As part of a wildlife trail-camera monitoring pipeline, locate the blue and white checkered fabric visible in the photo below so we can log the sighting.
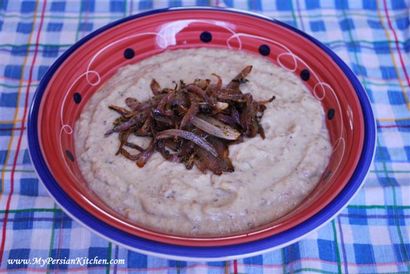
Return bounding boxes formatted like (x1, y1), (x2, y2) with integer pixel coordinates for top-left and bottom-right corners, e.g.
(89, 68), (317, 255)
(1, 0), (409, 273)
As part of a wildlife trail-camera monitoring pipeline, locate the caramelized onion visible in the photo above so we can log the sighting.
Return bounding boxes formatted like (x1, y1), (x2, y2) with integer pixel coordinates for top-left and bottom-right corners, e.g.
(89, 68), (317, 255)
(191, 115), (240, 141)
(105, 66), (274, 174)
(156, 129), (218, 157)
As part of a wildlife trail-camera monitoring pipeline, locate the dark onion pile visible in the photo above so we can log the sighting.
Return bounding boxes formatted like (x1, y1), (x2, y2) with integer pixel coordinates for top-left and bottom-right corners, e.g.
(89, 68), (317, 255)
(105, 66), (275, 175)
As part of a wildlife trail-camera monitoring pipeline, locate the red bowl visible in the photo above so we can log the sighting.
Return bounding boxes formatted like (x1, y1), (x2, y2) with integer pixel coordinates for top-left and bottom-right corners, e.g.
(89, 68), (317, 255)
(33, 8), (364, 247)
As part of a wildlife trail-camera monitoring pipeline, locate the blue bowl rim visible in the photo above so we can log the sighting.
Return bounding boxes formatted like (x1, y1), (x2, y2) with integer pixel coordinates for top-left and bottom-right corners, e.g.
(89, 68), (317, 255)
(27, 7), (376, 260)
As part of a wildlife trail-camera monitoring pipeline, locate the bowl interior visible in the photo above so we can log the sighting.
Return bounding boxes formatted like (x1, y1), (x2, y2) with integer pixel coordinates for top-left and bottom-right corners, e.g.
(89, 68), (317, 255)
(37, 10), (364, 246)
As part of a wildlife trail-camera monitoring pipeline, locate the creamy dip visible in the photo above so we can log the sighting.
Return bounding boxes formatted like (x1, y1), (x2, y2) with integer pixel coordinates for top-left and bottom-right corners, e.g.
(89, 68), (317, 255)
(75, 48), (332, 236)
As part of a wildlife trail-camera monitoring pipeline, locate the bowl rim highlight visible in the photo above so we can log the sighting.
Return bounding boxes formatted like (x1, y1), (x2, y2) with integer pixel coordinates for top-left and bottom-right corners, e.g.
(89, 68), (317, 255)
(27, 7), (376, 261)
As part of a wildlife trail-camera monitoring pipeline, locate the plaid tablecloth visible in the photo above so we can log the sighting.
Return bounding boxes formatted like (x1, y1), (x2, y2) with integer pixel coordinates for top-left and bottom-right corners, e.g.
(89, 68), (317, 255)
(1, 0), (409, 273)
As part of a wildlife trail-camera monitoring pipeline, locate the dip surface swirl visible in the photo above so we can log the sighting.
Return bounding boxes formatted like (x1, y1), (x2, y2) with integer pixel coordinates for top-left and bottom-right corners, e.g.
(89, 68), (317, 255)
(75, 48), (332, 236)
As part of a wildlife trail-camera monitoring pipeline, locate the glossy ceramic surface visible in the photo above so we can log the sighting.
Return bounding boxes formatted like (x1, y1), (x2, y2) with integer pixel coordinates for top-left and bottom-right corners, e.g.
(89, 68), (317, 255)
(28, 8), (375, 259)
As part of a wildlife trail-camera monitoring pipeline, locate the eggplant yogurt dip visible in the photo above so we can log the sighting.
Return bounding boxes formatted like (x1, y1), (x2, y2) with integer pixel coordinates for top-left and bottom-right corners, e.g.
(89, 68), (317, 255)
(75, 48), (332, 236)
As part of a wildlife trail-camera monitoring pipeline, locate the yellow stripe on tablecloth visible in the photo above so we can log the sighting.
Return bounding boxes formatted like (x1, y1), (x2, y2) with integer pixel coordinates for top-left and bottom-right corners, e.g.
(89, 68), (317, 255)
(0, 0), (40, 201)
(375, 0), (410, 110)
